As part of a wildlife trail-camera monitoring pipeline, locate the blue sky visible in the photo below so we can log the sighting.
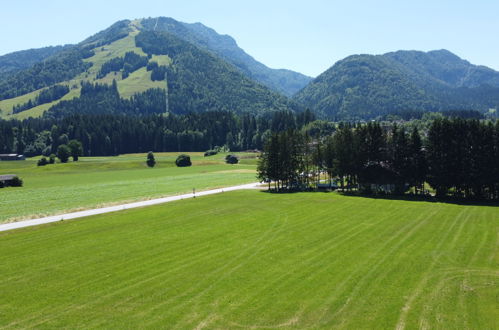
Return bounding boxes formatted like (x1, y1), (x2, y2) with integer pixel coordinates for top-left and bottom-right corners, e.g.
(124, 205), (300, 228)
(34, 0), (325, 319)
(1, 0), (498, 77)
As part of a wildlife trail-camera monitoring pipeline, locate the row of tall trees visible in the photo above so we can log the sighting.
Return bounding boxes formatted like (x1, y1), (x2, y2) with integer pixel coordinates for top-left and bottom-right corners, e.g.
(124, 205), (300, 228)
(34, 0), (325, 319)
(258, 119), (499, 200)
(0, 110), (315, 157)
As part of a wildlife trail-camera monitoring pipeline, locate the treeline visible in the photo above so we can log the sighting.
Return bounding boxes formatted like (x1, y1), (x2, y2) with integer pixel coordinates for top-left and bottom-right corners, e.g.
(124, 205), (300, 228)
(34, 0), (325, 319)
(257, 118), (499, 200)
(385, 109), (485, 121)
(0, 110), (315, 157)
(97, 51), (149, 79)
(12, 85), (70, 114)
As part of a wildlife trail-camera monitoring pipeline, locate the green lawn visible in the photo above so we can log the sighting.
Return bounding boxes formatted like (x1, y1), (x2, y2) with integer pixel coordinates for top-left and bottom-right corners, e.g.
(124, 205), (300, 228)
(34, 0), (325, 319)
(0, 190), (497, 328)
(0, 152), (258, 223)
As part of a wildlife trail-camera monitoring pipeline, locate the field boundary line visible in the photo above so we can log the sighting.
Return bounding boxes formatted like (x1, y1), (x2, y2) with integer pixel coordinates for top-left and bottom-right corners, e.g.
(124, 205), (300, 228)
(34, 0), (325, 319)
(0, 182), (260, 233)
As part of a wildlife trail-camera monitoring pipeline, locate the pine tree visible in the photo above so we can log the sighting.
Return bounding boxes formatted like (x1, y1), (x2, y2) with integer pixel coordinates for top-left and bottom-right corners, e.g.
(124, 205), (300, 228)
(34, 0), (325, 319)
(146, 151), (156, 167)
(408, 127), (426, 194)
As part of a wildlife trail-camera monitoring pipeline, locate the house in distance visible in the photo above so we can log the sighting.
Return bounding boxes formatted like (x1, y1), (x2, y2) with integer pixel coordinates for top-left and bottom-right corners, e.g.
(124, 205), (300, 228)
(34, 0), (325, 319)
(0, 175), (19, 187)
(0, 154), (26, 161)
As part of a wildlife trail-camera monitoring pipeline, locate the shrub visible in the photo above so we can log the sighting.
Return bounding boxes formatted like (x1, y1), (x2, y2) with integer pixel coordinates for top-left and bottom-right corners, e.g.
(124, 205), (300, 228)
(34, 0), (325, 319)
(146, 151), (156, 167)
(37, 157), (48, 166)
(10, 176), (23, 187)
(49, 154), (56, 164)
(225, 154), (239, 164)
(68, 139), (83, 161)
(175, 154), (192, 167)
(57, 144), (71, 163)
(204, 150), (218, 157)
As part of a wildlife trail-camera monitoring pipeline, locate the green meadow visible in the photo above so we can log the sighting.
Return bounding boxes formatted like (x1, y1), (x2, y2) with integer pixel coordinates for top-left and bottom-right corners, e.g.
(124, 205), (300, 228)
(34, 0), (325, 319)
(0, 190), (497, 328)
(0, 152), (258, 223)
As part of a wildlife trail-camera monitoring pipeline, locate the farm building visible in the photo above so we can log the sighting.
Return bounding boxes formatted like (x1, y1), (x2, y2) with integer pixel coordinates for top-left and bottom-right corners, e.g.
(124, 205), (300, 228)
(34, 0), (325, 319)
(0, 175), (19, 187)
(0, 154), (26, 161)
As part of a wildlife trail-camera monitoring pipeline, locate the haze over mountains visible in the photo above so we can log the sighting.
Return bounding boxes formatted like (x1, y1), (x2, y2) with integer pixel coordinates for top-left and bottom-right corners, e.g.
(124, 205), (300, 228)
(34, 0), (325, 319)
(0, 17), (498, 121)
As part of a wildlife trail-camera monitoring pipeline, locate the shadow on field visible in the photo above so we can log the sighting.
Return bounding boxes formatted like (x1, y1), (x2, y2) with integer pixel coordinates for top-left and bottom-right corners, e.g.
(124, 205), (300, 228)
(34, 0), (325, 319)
(339, 191), (499, 207)
(258, 188), (499, 207)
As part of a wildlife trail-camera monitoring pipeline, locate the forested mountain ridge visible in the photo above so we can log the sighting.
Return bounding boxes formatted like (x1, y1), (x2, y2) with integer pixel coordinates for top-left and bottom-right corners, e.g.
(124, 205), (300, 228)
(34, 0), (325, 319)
(139, 17), (312, 96)
(0, 45), (72, 76)
(0, 18), (300, 119)
(294, 50), (499, 120)
(384, 49), (499, 88)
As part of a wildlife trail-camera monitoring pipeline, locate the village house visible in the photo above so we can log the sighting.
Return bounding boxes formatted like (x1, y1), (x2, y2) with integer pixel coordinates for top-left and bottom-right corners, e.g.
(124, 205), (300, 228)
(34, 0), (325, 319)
(0, 154), (26, 161)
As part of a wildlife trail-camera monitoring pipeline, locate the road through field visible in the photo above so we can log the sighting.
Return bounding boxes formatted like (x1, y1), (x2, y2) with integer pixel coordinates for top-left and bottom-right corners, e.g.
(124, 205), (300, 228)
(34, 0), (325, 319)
(0, 182), (260, 232)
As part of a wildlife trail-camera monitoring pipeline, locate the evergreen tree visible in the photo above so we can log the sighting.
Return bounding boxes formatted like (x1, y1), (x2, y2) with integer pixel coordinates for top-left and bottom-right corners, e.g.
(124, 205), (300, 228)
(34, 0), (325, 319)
(146, 151), (156, 167)
(67, 139), (83, 161)
(408, 127), (426, 194)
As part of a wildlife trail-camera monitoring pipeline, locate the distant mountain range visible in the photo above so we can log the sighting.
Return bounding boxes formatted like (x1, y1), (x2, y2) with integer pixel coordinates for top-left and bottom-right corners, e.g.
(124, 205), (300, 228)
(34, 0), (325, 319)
(1, 17), (498, 121)
(294, 49), (499, 119)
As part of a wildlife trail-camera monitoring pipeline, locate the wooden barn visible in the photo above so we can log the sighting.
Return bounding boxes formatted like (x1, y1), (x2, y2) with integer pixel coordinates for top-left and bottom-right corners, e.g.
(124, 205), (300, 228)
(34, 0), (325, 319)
(0, 175), (19, 187)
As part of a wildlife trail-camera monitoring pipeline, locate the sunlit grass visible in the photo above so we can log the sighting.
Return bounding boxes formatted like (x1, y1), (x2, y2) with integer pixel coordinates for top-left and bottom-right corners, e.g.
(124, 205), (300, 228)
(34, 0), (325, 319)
(0, 152), (257, 223)
(0, 190), (496, 328)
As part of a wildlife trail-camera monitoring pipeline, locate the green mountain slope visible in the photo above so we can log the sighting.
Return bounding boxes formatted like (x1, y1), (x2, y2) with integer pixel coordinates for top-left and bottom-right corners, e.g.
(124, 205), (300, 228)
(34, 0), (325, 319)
(294, 50), (499, 120)
(135, 30), (295, 115)
(0, 19), (298, 119)
(140, 17), (312, 96)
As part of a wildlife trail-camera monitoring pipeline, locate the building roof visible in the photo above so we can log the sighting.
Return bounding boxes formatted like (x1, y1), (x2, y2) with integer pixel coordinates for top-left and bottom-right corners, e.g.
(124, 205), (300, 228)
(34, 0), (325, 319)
(0, 174), (17, 181)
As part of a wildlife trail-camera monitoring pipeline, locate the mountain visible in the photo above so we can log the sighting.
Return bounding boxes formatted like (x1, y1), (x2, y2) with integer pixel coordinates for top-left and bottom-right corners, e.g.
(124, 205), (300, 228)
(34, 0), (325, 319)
(0, 18), (300, 119)
(294, 50), (499, 119)
(384, 49), (499, 88)
(0, 45), (71, 76)
(139, 17), (312, 96)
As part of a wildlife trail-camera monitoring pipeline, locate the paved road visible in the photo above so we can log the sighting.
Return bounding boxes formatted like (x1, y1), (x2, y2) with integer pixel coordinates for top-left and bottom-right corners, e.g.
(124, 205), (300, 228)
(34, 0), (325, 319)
(0, 182), (261, 233)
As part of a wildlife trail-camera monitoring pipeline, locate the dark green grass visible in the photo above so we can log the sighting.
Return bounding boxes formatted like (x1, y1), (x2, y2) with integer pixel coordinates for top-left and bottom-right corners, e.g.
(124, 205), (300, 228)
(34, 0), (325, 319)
(0, 152), (257, 223)
(0, 190), (497, 328)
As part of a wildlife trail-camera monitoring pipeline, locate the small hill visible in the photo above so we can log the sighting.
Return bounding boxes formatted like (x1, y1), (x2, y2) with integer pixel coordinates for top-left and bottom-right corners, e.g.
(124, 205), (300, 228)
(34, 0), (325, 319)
(294, 50), (499, 119)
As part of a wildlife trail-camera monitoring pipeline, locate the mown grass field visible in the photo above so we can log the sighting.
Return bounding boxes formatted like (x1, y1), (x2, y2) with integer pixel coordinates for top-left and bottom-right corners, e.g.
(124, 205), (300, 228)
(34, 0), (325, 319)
(0, 152), (257, 223)
(0, 190), (497, 328)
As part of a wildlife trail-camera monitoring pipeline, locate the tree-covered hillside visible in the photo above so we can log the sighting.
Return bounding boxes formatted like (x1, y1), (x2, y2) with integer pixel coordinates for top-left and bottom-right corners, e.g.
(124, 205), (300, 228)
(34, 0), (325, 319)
(0, 45), (71, 76)
(139, 17), (312, 96)
(135, 30), (298, 115)
(385, 49), (499, 88)
(294, 50), (499, 120)
(0, 18), (302, 119)
(0, 47), (93, 101)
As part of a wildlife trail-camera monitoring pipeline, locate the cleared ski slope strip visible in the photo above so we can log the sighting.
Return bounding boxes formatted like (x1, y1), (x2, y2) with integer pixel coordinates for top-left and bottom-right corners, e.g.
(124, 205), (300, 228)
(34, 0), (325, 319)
(0, 182), (260, 232)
